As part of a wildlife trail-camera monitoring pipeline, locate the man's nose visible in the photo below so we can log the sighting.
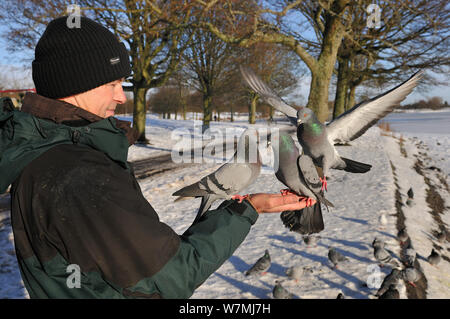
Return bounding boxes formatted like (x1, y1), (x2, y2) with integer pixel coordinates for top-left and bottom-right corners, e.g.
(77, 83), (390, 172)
(115, 85), (127, 104)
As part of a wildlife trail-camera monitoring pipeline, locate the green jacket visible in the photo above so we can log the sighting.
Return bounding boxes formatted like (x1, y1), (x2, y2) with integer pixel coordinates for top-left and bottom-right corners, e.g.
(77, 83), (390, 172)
(1, 94), (258, 298)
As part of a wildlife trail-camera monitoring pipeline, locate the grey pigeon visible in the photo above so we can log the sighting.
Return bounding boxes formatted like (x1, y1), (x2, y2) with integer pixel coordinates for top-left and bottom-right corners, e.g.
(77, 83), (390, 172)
(403, 247), (416, 267)
(397, 228), (409, 246)
(407, 187), (414, 199)
(372, 237), (386, 249)
(285, 266), (303, 282)
(427, 249), (441, 266)
(273, 131), (333, 234)
(336, 292), (345, 299)
(375, 268), (402, 297)
(241, 66), (422, 191)
(402, 266), (421, 287)
(374, 245), (400, 268)
(378, 284), (400, 299)
(436, 230), (446, 243)
(303, 235), (320, 247)
(328, 247), (348, 268)
(245, 249), (271, 276)
(173, 128), (262, 222)
(273, 282), (294, 299)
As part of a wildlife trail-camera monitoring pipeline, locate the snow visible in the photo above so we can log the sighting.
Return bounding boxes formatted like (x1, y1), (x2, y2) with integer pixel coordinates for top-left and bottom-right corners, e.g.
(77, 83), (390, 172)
(0, 109), (449, 299)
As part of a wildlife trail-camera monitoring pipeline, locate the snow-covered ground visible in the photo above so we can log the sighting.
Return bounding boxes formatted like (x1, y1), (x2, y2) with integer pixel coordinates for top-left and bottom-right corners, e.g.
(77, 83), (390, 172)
(0, 109), (449, 299)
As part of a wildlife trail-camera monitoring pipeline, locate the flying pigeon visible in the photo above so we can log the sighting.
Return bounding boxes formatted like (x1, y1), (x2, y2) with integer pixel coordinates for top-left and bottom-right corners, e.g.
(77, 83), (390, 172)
(272, 282), (294, 299)
(402, 266), (422, 288)
(172, 128), (262, 222)
(241, 66), (423, 192)
(245, 249), (271, 276)
(427, 249), (441, 267)
(328, 247), (348, 268)
(375, 268), (402, 297)
(273, 131), (333, 234)
(374, 245), (400, 268)
(378, 284), (400, 299)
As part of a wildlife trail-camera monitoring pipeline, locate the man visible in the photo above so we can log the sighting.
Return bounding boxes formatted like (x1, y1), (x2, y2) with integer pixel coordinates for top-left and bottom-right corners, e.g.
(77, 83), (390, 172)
(0, 16), (312, 298)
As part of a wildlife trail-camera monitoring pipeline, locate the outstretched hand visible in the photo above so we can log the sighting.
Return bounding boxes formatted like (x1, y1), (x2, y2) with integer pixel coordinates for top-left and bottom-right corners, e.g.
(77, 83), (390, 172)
(244, 193), (316, 214)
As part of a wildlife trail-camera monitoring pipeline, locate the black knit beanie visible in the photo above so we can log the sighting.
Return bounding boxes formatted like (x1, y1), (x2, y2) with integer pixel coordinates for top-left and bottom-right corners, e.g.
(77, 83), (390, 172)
(32, 16), (131, 99)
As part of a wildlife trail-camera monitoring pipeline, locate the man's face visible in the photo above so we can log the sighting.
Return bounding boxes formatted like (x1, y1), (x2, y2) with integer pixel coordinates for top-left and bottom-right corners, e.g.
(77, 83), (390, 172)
(65, 78), (127, 118)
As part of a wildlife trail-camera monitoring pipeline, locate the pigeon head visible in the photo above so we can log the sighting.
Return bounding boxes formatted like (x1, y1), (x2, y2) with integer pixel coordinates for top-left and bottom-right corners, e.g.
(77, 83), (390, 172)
(296, 107), (315, 124)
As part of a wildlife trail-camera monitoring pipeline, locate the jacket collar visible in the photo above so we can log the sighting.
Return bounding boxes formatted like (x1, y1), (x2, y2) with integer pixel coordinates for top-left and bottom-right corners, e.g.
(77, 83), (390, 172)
(21, 93), (138, 145)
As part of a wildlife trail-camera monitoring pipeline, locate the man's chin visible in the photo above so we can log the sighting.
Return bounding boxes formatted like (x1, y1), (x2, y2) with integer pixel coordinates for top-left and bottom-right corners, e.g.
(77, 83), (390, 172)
(105, 110), (116, 117)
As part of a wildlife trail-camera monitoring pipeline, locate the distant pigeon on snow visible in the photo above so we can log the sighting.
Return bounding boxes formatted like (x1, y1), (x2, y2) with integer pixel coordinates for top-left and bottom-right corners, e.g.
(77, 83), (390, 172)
(240, 66), (423, 192)
(336, 292), (345, 299)
(407, 187), (414, 199)
(374, 245), (400, 268)
(372, 237), (386, 249)
(172, 128), (262, 222)
(402, 266), (422, 288)
(303, 235), (320, 247)
(375, 268), (402, 297)
(427, 249), (441, 266)
(379, 213), (388, 228)
(403, 246), (417, 267)
(273, 282), (294, 299)
(285, 266), (303, 282)
(328, 247), (349, 268)
(436, 230), (446, 243)
(397, 228), (409, 246)
(378, 284), (400, 299)
(245, 249), (271, 276)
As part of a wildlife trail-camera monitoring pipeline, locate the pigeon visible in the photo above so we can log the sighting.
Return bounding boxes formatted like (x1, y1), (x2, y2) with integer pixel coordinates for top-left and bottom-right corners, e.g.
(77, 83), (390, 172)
(286, 266), (303, 282)
(245, 249), (271, 276)
(402, 266), (421, 288)
(403, 247), (416, 267)
(241, 66), (422, 192)
(374, 245), (400, 268)
(372, 237), (386, 249)
(336, 292), (345, 299)
(378, 284), (400, 299)
(328, 247), (348, 268)
(172, 128), (262, 222)
(303, 235), (320, 247)
(375, 268), (402, 297)
(436, 230), (446, 243)
(379, 213), (388, 228)
(272, 282), (294, 299)
(397, 228), (409, 246)
(407, 187), (414, 199)
(273, 131), (334, 234)
(427, 249), (441, 266)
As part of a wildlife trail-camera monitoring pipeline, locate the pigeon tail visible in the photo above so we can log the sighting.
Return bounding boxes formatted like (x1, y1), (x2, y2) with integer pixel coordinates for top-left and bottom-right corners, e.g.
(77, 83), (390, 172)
(341, 157), (372, 173)
(280, 203), (324, 235)
(193, 195), (216, 223)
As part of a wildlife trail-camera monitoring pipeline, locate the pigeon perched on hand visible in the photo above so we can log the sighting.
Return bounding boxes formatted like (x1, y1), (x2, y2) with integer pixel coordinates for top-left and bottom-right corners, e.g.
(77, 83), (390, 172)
(241, 66), (422, 192)
(328, 247), (348, 268)
(273, 131), (333, 234)
(375, 268), (402, 297)
(245, 249), (271, 276)
(378, 284), (400, 299)
(173, 128), (262, 222)
(427, 249), (441, 267)
(273, 282), (294, 299)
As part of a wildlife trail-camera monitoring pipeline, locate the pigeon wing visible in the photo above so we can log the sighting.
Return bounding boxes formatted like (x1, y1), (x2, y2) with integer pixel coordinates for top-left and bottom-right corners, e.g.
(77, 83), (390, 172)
(240, 66), (298, 125)
(326, 70), (423, 144)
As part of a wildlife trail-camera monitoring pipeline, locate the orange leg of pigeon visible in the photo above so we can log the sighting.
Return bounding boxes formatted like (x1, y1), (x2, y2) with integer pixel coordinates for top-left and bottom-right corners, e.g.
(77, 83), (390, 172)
(232, 194), (249, 203)
(320, 177), (327, 192)
(280, 189), (315, 207)
(408, 282), (417, 288)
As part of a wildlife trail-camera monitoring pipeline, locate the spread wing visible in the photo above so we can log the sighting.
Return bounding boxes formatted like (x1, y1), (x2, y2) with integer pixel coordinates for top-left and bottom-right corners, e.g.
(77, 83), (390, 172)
(326, 70), (423, 144)
(240, 66), (298, 126)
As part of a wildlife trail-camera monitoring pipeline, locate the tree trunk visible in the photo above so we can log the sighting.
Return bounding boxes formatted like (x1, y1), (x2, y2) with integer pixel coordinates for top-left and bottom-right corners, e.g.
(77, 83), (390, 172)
(202, 93), (212, 132)
(333, 59), (349, 119)
(230, 105), (234, 122)
(249, 94), (257, 124)
(133, 86), (149, 143)
(347, 84), (356, 110)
